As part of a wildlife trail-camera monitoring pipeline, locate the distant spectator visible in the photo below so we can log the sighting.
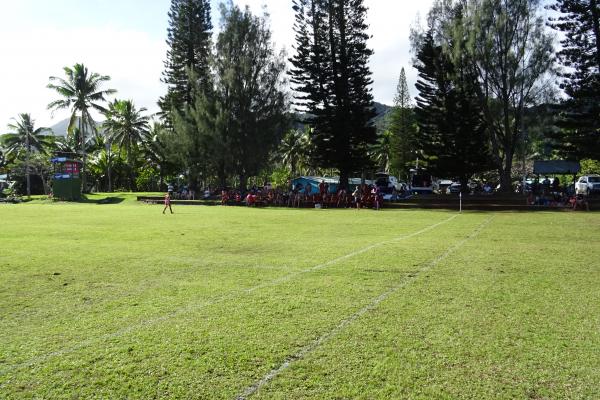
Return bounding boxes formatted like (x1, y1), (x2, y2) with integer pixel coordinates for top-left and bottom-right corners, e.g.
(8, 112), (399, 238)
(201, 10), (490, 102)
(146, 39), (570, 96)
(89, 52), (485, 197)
(483, 182), (492, 194)
(371, 185), (381, 210)
(352, 186), (361, 209)
(573, 194), (590, 211)
(337, 188), (347, 207)
(319, 180), (326, 196)
(552, 177), (560, 193)
(542, 176), (551, 194)
(221, 189), (229, 205)
(295, 183), (304, 207)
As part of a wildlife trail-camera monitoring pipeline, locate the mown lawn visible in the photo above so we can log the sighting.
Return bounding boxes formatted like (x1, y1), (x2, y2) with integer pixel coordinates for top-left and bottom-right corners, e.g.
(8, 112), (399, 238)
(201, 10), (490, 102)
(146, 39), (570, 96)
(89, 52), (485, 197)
(0, 199), (599, 399)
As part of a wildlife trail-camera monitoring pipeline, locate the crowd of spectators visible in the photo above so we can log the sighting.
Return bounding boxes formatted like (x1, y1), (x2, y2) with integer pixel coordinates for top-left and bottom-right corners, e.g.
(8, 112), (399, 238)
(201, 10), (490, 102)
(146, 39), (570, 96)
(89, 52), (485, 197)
(526, 176), (589, 210)
(219, 180), (384, 209)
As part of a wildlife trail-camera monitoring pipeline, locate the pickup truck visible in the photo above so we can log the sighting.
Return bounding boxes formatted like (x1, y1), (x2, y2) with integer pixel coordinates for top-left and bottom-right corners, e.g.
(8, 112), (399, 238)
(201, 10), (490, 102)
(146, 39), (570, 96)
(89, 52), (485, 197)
(575, 175), (600, 195)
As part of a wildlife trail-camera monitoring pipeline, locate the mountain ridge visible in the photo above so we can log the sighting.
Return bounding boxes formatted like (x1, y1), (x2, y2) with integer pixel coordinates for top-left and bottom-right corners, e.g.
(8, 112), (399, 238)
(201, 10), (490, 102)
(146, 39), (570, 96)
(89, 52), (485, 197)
(48, 101), (393, 136)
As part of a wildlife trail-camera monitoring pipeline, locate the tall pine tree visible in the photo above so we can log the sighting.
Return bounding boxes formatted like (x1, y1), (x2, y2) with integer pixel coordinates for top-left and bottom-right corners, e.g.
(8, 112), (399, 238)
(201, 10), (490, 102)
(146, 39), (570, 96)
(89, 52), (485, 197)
(159, 0), (212, 123)
(414, 30), (492, 191)
(290, 0), (377, 189)
(548, 0), (600, 159)
(387, 67), (417, 178)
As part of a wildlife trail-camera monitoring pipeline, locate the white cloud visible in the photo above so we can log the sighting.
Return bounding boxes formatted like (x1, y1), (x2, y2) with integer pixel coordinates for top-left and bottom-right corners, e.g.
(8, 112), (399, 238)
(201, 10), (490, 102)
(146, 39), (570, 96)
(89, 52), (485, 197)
(0, 26), (166, 130)
(1, 1), (435, 131)
(233, 0), (434, 106)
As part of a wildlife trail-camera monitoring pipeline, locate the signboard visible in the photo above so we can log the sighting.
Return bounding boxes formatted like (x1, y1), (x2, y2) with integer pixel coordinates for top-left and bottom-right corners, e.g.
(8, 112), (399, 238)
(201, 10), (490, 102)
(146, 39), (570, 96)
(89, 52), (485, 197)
(64, 162), (80, 175)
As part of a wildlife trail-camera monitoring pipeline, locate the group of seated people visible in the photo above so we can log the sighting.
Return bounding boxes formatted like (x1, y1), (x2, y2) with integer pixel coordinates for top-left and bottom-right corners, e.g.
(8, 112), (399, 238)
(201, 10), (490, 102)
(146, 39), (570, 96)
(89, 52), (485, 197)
(526, 177), (589, 210)
(527, 191), (581, 208)
(220, 181), (384, 209)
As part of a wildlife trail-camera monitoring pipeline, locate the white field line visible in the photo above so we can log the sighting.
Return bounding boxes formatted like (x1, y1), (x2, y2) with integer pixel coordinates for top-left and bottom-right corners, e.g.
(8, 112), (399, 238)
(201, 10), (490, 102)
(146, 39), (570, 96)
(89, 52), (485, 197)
(0, 214), (458, 377)
(236, 215), (495, 400)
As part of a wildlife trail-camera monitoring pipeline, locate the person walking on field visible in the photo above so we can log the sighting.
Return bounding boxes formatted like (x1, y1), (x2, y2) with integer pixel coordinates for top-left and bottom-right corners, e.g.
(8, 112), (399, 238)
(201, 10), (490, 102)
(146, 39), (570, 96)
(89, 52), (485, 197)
(352, 186), (361, 209)
(163, 192), (173, 214)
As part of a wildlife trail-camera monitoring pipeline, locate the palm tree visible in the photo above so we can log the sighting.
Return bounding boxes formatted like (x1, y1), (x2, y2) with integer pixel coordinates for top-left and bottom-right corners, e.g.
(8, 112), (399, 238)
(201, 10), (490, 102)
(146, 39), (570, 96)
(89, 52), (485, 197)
(277, 127), (314, 177)
(141, 121), (170, 189)
(370, 130), (393, 173)
(3, 114), (52, 197)
(0, 147), (5, 170)
(88, 146), (123, 192)
(47, 63), (116, 192)
(278, 130), (302, 177)
(103, 99), (150, 190)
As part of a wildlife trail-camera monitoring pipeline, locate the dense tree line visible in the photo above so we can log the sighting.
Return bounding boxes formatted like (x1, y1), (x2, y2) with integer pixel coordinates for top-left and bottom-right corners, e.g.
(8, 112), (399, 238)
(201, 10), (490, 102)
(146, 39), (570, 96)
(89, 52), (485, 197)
(169, 2), (288, 190)
(410, 0), (554, 192)
(1, 0), (599, 198)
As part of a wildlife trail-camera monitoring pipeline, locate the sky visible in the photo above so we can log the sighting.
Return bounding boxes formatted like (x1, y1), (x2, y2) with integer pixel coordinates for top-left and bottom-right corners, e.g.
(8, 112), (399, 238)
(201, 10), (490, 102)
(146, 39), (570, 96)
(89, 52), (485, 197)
(0, 0), (435, 131)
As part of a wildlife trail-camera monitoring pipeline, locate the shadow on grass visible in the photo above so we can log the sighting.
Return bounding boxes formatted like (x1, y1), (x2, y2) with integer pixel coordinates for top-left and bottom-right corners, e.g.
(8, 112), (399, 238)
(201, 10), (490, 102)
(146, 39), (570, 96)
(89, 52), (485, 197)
(80, 195), (125, 205)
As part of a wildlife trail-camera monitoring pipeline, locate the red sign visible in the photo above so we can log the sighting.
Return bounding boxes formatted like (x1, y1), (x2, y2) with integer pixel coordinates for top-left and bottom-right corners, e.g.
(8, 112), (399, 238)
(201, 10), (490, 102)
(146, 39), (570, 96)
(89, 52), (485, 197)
(64, 162), (80, 175)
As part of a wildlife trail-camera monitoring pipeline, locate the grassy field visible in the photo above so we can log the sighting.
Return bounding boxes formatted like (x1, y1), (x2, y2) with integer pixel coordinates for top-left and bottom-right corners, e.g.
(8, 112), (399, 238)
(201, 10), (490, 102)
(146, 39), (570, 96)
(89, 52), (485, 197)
(1, 197), (599, 399)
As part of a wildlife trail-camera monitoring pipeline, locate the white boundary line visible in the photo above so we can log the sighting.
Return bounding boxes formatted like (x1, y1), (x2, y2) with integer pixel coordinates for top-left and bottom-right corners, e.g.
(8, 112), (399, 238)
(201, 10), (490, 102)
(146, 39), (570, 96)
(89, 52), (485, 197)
(236, 215), (495, 400)
(0, 214), (458, 377)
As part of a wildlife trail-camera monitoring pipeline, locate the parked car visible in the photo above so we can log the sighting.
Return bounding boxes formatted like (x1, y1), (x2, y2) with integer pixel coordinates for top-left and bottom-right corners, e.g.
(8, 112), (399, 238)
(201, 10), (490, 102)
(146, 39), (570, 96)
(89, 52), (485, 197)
(575, 175), (600, 195)
(375, 172), (406, 193)
(410, 170), (433, 194)
(434, 179), (453, 194)
(448, 182), (462, 194)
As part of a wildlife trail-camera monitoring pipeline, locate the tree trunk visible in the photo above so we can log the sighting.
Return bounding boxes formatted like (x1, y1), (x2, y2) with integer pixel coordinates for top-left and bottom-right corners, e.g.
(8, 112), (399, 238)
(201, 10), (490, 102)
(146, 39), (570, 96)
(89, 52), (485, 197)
(591, 0), (600, 72)
(239, 173), (247, 193)
(40, 172), (48, 195)
(107, 143), (112, 193)
(217, 162), (227, 191)
(499, 150), (514, 193)
(291, 156), (297, 179)
(460, 174), (469, 194)
(129, 159), (135, 192)
(80, 117), (88, 194)
(127, 141), (136, 192)
(25, 138), (31, 198)
(339, 169), (349, 191)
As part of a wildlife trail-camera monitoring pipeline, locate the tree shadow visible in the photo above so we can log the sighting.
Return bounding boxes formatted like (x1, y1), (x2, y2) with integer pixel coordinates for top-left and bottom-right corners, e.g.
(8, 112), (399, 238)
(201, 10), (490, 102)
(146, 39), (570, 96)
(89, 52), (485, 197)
(80, 195), (125, 205)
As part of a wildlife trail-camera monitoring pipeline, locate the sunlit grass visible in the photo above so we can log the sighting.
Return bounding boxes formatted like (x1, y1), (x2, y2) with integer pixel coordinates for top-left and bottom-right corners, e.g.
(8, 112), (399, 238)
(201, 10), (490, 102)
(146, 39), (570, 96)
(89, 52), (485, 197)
(1, 201), (599, 399)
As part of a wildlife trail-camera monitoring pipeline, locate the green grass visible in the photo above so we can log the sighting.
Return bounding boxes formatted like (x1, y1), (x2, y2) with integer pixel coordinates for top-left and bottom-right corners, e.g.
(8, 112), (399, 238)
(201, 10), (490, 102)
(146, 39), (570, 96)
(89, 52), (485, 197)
(0, 201), (599, 399)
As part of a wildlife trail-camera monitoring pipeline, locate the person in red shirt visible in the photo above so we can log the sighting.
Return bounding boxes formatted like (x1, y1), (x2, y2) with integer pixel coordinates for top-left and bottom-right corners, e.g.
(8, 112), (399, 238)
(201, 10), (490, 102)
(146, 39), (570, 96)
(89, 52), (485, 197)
(221, 189), (229, 205)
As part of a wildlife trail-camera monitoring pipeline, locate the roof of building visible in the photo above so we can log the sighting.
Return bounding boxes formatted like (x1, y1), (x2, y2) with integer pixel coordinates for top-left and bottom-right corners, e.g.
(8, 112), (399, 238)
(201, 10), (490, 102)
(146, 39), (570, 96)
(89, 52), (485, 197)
(533, 160), (581, 175)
